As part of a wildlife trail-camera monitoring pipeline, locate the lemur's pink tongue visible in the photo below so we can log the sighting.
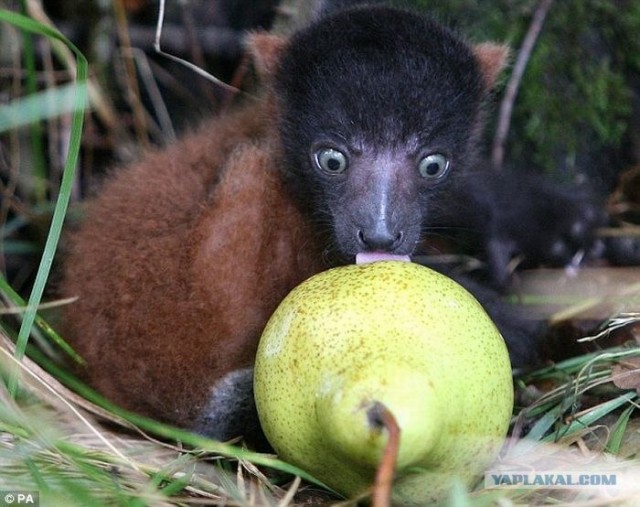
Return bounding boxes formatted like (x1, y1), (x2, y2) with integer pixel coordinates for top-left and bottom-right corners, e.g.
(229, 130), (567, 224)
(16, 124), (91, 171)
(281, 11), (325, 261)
(355, 252), (411, 265)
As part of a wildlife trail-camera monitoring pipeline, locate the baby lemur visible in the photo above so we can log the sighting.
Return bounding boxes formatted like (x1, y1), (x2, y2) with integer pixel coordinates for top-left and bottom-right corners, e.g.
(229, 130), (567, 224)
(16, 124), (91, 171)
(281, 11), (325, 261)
(61, 5), (600, 442)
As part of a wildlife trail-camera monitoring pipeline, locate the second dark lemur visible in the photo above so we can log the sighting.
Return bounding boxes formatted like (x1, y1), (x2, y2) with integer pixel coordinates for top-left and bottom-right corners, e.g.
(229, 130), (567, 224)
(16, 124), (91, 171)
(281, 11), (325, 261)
(61, 6), (597, 442)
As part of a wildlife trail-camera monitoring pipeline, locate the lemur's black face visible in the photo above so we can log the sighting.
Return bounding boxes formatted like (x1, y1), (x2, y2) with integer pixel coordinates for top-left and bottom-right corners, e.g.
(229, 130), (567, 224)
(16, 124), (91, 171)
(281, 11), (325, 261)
(274, 7), (487, 261)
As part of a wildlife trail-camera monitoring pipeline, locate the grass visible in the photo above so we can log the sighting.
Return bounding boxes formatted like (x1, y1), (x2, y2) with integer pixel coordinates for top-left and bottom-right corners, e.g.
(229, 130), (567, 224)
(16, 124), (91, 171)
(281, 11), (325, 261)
(2, 2), (640, 506)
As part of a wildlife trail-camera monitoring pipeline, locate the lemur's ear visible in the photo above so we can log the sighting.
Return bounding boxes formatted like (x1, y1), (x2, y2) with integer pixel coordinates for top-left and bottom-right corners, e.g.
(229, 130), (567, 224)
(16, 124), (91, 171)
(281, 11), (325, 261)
(246, 33), (289, 81)
(473, 43), (510, 89)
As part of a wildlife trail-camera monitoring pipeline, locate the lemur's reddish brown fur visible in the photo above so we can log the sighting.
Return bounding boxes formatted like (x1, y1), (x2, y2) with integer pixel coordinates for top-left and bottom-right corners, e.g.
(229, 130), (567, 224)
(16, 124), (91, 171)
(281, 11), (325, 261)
(62, 35), (325, 426)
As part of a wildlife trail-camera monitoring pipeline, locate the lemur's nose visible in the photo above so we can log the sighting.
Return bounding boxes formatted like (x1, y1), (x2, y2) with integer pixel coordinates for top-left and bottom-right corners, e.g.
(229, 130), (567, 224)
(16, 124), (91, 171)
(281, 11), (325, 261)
(357, 227), (404, 252)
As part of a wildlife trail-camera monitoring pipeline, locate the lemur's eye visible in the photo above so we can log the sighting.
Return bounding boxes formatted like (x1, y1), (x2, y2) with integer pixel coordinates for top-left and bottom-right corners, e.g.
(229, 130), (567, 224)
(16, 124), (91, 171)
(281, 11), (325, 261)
(418, 153), (450, 180)
(315, 148), (348, 174)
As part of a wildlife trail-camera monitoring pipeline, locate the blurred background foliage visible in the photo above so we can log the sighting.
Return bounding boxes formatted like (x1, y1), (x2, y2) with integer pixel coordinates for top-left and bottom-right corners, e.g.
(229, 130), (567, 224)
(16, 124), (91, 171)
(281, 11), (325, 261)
(1, 0), (640, 292)
(422, 0), (640, 189)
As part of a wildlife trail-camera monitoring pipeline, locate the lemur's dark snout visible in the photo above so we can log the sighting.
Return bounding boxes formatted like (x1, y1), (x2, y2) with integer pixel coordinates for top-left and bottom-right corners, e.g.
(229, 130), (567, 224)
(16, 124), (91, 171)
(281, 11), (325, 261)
(357, 227), (404, 252)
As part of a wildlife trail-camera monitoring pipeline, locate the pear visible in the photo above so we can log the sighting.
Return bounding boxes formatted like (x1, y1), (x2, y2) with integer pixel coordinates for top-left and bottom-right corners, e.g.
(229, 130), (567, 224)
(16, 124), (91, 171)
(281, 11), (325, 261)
(254, 261), (513, 505)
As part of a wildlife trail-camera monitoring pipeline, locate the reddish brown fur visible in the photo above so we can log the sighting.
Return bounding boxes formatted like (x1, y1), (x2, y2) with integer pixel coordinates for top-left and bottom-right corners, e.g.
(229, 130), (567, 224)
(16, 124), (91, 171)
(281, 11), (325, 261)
(472, 43), (510, 88)
(61, 91), (324, 427)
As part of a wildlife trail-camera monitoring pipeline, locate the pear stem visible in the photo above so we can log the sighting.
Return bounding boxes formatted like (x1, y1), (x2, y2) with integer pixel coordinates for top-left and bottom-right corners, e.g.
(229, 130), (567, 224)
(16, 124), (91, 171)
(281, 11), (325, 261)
(368, 401), (400, 507)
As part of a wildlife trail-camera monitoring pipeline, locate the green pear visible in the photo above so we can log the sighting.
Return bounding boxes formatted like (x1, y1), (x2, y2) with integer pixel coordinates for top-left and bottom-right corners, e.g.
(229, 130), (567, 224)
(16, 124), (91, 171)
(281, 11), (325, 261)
(254, 261), (513, 505)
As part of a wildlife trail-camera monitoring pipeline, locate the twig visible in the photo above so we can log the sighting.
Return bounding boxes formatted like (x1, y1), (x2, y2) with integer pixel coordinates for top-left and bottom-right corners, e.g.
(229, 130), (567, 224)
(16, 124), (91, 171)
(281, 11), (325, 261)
(113, 0), (149, 148)
(178, 0), (218, 105)
(491, 0), (555, 171)
(153, 0), (240, 94)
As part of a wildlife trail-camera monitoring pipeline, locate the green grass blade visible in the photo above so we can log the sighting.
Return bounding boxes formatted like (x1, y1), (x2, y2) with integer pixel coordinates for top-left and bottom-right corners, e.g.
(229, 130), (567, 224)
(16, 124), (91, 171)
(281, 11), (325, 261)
(0, 275), (84, 364)
(522, 347), (638, 381)
(0, 82), (90, 132)
(605, 403), (636, 454)
(0, 9), (89, 395)
(18, 0), (47, 202)
(543, 391), (638, 443)
(524, 400), (570, 441)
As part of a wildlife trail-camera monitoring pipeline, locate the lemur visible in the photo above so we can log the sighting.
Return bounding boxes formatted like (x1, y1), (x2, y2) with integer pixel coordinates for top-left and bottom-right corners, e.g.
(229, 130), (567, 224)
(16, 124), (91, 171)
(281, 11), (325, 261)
(60, 4), (601, 442)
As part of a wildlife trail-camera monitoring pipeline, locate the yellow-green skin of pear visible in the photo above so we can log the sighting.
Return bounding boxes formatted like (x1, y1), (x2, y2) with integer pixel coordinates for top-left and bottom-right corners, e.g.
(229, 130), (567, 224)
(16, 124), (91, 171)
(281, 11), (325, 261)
(254, 261), (513, 505)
